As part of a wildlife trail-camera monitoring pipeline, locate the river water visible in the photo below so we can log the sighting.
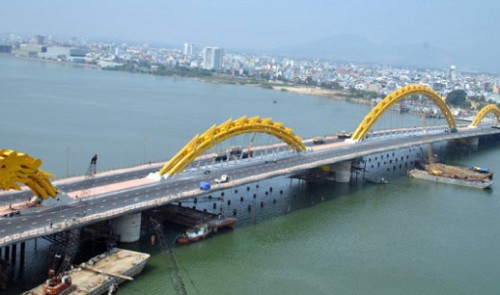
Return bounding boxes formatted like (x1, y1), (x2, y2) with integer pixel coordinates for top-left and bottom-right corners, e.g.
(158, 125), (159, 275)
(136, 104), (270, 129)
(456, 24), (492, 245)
(1, 55), (500, 294)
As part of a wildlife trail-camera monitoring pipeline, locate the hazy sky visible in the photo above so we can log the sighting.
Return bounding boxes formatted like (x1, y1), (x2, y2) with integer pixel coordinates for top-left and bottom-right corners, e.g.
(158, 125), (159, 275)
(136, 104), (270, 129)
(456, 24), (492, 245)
(2, 1), (499, 59)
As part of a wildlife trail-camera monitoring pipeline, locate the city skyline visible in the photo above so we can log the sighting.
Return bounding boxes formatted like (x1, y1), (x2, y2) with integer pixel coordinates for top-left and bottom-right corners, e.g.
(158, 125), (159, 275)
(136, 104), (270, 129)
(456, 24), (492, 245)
(2, 0), (499, 72)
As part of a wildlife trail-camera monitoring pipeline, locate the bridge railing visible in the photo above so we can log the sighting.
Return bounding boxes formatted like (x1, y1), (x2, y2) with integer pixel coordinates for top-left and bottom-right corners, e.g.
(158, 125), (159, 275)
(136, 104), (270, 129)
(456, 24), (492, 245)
(0, 184), (211, 247)
(2, 126), (500, 247)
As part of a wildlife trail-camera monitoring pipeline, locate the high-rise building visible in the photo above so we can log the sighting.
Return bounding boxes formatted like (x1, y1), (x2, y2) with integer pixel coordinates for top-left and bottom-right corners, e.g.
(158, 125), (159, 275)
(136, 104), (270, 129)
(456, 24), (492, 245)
(183, 43), (193, 57)
(449, 65), (457, 82)
(203, 47), (224, 71)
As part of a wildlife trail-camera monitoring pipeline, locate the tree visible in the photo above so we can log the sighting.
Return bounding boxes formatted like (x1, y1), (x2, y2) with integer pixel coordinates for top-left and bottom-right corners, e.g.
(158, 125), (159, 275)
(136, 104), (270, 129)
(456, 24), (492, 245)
(446, 90), (467, 107)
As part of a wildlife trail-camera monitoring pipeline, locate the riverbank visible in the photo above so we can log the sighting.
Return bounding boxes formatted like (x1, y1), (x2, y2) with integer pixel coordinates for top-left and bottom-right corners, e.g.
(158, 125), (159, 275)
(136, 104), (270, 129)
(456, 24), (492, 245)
(192, 72), (375, 105)
(5, 54), (376, 108)
(270, 85), (373, 105)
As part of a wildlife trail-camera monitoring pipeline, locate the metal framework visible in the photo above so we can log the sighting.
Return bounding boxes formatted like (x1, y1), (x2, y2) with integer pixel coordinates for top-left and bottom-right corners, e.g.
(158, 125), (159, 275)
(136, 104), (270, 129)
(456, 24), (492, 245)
(159, 116), (305, 176)
(350, 84), (457, 141)
(469, 104), (500, 127)
(0, 149), (58, 199)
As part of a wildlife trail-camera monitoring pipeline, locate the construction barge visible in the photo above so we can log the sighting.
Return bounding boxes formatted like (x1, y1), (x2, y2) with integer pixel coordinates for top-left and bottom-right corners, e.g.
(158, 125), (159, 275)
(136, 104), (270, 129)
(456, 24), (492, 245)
(23, 248), (150, 295)
(161, 204), (237, 244)
(408, 163), (494, 189)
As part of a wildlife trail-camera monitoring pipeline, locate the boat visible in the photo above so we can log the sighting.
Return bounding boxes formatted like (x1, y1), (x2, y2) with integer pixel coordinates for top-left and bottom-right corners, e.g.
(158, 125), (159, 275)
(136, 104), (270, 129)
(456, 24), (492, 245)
(176, 217), (237, 244)
(365, 177), (388, 184)
(408, 162), (493, 189)
(176, 224), (211, 244)
(42, 270), (76, 295)
(23, 248), (150, 295)
(159, 204), (237, 244)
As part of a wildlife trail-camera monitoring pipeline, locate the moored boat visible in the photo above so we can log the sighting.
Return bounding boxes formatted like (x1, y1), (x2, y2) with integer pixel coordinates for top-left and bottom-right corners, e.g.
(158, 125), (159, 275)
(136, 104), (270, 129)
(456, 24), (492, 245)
(160, 204), (237, 244)
(176, 224), (211, 244)
(23, 248), (150, 295)
(42, 271), (76, 295)
(365, 177), (388, 184)
(408, 163), (493, 189)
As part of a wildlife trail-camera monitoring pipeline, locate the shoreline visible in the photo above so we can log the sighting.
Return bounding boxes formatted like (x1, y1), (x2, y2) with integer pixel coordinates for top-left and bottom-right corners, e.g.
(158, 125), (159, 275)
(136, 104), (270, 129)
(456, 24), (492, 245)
(269, 85), (372, 105)
(4, 54), (372, 106)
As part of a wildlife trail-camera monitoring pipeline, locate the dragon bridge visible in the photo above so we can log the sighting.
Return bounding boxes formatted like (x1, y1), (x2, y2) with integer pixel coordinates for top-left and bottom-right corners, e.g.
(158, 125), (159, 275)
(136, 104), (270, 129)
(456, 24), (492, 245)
(350, 84), (457, 141)
(158, 116), (305, 177)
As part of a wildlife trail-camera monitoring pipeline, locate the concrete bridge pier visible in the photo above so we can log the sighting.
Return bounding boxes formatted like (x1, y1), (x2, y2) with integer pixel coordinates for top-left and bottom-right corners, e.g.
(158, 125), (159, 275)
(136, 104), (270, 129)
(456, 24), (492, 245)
(331, 160), (352, 183)
(110, 212), (142, 243)
(20, 242), (25, 268)
(10, 244), (16, 264)
(464, 137), (479, 150)
(451, 137), (479, 153)
(3, 246), (9, 261)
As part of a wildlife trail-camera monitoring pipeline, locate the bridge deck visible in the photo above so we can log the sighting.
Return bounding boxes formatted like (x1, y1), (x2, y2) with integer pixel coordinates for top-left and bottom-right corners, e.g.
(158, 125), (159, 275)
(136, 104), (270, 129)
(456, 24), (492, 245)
(1, 126), (499, 248)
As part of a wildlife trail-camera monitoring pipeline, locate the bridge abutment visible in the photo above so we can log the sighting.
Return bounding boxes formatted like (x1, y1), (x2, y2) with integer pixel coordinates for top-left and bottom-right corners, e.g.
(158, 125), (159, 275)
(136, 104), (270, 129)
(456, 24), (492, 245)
(331, 160), (352, 183)
(110, 212), (142, 243)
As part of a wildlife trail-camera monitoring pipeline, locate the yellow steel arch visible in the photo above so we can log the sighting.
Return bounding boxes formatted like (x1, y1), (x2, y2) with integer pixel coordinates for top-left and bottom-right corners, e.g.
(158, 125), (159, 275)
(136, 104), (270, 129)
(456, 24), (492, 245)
(350, 84), (457, 141)
(159, 116), (305, 176)
(0, 149), (58, 200)
(469, 104), (500, 127)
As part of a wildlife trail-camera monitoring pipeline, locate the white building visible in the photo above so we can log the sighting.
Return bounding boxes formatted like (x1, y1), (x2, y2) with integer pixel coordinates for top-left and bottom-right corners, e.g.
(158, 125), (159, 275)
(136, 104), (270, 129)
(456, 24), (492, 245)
(41, 46), (87, 61)
(183, 43), (193, 57)
(449, 65), (457, 82)
(203, 47), (224, 71)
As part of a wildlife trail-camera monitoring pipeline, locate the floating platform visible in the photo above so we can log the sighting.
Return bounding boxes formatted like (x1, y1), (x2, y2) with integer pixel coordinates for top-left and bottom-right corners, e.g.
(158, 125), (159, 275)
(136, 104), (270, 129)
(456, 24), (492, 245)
(408, 169), (493, 189)
(23, 248), (150, 295)
(408, 163), (493, 190)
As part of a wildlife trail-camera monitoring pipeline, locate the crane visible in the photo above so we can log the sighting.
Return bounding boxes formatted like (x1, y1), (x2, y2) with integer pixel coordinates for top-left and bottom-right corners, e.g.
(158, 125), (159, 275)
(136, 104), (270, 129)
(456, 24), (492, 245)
(244, 132), (257, 158)
(78, 154), (97, 199)
(47, 155), (97, 281)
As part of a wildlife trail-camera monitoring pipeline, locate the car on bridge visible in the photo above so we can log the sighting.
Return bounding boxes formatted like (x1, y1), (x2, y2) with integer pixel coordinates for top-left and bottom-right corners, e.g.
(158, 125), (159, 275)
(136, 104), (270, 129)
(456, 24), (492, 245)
(215, 174), (229, 184)
(199, 182), (211, 191)
(337, 131), (352, 139)
(312, 137), (325, 144)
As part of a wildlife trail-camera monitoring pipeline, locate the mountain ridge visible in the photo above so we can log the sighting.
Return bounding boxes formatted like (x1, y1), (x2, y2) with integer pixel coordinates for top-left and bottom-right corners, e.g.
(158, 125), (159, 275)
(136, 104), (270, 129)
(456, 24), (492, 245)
(269, 34), (456, 70)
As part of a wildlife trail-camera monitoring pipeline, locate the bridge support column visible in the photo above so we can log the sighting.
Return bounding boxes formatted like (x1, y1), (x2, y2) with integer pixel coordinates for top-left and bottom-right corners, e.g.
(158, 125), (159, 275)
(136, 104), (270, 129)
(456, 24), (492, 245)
(111, 213), (142, 243)
(465, 137), (479, 150)
(11, 244), (16, 264)
(20, 242), (25, 268)
(332, 160), (352, 183)
(3, 246), (9, 261)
